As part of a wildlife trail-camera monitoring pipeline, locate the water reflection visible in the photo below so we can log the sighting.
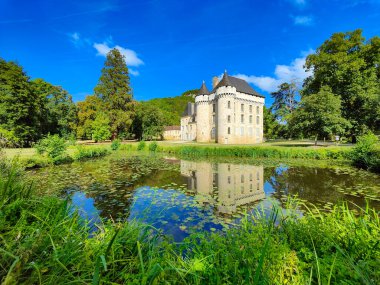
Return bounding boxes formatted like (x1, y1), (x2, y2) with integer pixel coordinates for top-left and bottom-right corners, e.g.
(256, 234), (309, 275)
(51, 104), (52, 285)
(27, 155), (380, 240)
(181, 161), (265, 215)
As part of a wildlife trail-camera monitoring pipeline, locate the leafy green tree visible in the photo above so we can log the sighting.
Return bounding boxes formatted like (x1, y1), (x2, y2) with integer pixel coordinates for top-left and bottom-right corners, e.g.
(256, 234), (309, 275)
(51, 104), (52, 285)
(303, 29), (380, 137)
(270, 82), (297, 122)
(0, 58), (41, 145)
(263, 106), (282, 139)
(132, 104), (164, 140)
(94, 49), (135, 139)
(32, 79), (77, 137)
(289, 86), (350, 144)
(91, 113), (111, 142)
(76, 95), (102, 139)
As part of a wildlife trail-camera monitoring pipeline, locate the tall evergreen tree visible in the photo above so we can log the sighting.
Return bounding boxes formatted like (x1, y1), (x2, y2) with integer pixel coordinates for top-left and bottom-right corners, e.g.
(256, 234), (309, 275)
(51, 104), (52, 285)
(270, 82), (297, 122)
(94, 48), (135, 139)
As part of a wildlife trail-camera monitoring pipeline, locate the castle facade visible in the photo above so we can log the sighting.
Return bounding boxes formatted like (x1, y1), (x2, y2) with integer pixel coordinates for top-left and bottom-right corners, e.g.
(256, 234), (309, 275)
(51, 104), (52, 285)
(181, 71), (265, 144)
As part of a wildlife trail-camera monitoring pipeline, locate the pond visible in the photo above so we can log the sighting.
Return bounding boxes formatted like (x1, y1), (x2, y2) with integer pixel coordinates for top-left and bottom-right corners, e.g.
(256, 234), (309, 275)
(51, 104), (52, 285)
(27, 153), (380, 241)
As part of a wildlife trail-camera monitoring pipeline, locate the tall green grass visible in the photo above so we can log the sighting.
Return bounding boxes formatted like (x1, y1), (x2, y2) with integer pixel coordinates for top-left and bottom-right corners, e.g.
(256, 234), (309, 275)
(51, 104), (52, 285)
(159, 145), (350, 160)
(0, 160), (379, 284)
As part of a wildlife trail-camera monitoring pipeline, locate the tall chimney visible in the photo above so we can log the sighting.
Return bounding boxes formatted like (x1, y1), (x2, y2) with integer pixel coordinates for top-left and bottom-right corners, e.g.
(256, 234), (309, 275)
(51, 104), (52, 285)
(212, 76), (219, 88)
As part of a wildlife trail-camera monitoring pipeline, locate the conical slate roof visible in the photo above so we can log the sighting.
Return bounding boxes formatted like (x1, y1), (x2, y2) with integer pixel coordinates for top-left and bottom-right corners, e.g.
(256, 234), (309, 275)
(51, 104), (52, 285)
(197, 81), (210, 95)
(212, 70), (264, 98)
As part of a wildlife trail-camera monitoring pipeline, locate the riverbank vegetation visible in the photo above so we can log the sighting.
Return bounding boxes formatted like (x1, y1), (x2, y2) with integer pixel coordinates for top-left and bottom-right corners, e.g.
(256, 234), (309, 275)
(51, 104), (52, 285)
(0, 159), (379, 284)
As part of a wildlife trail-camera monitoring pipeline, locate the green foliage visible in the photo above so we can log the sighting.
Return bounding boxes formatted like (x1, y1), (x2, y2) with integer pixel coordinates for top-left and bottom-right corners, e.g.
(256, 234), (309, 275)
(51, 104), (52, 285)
(111, 139), (121, 151)
(350, 133), (380, 172)
(35, 134), (67, 159)
(141, 91), (195, 126)
(0, 128), (20, 148)
(303, 29), (380, 136)
(149, 141), (158, 152)
(94, 49), (135, 138)
(72, 146), (110, 160)
(76, 95), (102, 139)
(159, 145), (350, 160)
(271, 82), (297, 122)
(137, 140), (146, 151)
(92, 113), (111, 142)
(0, 163), (379, 284)
(32, 78), (78, 137)
(0, 58), (41, 145)
(132, 103), (165, 140)
(263, 106), (284, 139)
(289, 86), (350, 142)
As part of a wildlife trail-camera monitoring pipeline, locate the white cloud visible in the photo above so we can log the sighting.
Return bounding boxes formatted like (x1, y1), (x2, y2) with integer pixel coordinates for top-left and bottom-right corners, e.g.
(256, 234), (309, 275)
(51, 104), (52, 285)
(293, 15), (314, 26)
(129, 69), (140, 76)
(93, 42), (144, 67)
(233, 50), (314, 93)
(71, 32), (80, 41)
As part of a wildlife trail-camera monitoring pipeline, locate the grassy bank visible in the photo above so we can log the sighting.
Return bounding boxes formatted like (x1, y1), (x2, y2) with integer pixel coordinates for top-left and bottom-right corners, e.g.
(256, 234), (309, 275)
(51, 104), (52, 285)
(1, 160), (379, 284)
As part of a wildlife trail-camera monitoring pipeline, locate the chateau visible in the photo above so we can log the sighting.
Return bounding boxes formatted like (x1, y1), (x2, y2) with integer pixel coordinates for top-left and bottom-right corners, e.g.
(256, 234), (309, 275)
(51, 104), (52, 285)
(181, 71), (265, 144)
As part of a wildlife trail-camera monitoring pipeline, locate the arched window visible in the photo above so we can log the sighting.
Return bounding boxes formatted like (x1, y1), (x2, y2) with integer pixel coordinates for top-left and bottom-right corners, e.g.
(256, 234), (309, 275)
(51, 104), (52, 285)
(227, 127), (231, 134)
(227, 115), (231, 123)
(227, 101), (231, 109)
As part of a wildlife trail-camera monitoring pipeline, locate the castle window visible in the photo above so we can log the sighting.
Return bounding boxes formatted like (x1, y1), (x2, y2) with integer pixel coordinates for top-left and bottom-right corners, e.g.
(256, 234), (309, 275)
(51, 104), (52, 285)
(227, 115), (231, 123)
(240, 127), (244, 136)
(241, 114), (244, 123)
(256, 106), (259, 114)
(256, 115), (260, 125)
(228, 127), (231, 134)
(249, 115), (252, 123)
(249, 105), (252, 113)
(249, 128), (253, 136)
(241, 104), (244, 112)
(213, 104), (216, 112)
(228, 101), (231, 109)
(212, 115), (215, 123)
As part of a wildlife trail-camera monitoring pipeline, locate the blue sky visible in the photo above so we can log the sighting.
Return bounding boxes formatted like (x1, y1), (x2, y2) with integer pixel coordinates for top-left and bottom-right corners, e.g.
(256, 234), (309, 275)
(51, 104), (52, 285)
(1, 0), (379, 106)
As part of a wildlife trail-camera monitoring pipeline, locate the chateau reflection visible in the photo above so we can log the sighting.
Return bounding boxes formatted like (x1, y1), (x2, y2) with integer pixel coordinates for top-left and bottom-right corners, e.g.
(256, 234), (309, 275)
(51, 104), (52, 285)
(181, 161), (265, 215)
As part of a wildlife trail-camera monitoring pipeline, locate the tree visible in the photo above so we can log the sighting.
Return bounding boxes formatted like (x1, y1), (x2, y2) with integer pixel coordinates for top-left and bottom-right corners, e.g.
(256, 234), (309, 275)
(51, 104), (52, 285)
(303, 29), (380, 137)
(132, 103), (164, 140)
(263, 106), (282, 139)
(0, 58), (41, 145)
(32, 79), (77, 137)
(94, 48), (135, 139)
(270, 82), (298, 122)
(289, 86), (350, 145)
(76, 95), (102, 139)
(91, 113), (111, 142)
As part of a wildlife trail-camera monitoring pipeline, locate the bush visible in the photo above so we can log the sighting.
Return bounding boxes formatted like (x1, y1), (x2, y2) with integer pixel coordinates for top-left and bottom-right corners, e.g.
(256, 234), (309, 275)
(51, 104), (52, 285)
(111, 139), (121, 151)
(350, 133), (380, 172)
(137, 140), (146, 151)
(91, 113), (111, 142)
(72, 146), (110, 160)
(149, 141), (158, 152)
(35, 134), (67, 159)
(52, 154), (74, 165)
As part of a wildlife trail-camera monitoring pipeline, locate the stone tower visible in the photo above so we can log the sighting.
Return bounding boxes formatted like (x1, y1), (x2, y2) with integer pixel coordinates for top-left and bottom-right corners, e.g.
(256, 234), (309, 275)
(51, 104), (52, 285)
(215, 71), (236, 144)
(195, 81), (211, 142)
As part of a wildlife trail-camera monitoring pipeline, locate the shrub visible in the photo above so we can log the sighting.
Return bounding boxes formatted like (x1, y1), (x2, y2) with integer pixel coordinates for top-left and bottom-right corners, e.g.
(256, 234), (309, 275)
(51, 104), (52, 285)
(149, 141), (158, 152)
(52, 154), (74, 165)
(111, 139), (121, 151)
(72, 146), (110, 160)
(91, 113), (111, 142)
(35, 134), (67, 159)
(350, 133), (380, 172)
(137, 140), (146, 151)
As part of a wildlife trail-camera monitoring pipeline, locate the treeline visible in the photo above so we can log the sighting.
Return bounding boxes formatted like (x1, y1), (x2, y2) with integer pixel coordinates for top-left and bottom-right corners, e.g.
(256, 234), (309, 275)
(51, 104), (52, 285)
(0, 49), (196, 147)
(264, 29), (380, 142)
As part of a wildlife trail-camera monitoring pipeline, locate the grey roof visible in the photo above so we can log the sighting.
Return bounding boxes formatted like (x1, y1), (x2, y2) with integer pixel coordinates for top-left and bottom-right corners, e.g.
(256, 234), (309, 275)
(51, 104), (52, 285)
(182, 102), (195, 117)
(197, 81), (210, 95)
(212, 71), (264, 98)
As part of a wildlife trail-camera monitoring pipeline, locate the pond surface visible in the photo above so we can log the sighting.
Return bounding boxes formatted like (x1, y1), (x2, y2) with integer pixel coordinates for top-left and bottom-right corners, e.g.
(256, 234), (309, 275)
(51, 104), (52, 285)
(27, 153), (380, 241)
